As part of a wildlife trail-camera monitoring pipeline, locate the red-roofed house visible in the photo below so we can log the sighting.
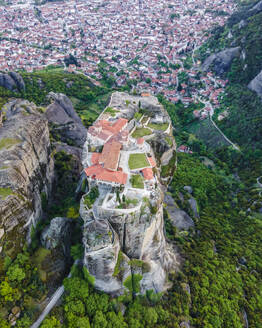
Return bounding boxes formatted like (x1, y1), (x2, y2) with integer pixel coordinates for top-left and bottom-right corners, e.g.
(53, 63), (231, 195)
(142, 168), (154, 180)
(85, 165), (127, 186)
(87, 118), (128, 144)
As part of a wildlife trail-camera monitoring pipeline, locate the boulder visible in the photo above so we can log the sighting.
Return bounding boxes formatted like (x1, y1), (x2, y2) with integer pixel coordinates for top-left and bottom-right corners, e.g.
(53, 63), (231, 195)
(165, 194), (195, 231)
(248, 70), (262, 98)
(188, 197), (199, 219)
(0, 229), (4, 240)
(184, 186), (193, 194)
(0, 73), (17, 91)
(0, 72), (25, 92)
(201, 47), (241, 75)
(47, 92), (82, 125)
(9, 72), (25, 91)
(180, 321), (191, 328)
(169, 208), (195, 231)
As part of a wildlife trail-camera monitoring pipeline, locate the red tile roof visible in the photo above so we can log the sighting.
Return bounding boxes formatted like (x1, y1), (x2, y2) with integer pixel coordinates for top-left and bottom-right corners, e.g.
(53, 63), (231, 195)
(91, 153), (101, 165)
(90, 118), (128, 141)
(85, 165), (127, 185)
(100, 141), (122, 171)
(142, 168), (154, 180)
(137, 137), (144, 145)
(112, 118), (128, 133)
(148, 157), (156, 167)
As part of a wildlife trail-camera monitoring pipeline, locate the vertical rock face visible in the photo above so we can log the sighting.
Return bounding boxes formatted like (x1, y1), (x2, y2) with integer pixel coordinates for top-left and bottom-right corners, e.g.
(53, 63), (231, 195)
(45, 92), (87, 147)
(0, 99), (54, 257)
(80, 92), (180, 295)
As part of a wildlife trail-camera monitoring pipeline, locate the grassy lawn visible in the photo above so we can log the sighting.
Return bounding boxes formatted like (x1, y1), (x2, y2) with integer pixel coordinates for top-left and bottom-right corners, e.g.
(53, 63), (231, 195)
(132, 127), (152, 139)
(129, 153), (150, 170)
(130, 174), (144, 189)
(0, 187), (13, 199)
(0, 138), (20, 151)
(147, 122), (169, 131)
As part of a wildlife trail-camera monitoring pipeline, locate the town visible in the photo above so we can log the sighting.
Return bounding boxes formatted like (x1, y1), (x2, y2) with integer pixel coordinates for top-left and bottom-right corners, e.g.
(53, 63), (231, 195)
(0, 0), (235, 115)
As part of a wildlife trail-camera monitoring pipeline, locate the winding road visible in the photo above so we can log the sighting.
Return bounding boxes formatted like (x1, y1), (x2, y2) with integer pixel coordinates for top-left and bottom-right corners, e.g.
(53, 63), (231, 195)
(197, 96), (240, 151)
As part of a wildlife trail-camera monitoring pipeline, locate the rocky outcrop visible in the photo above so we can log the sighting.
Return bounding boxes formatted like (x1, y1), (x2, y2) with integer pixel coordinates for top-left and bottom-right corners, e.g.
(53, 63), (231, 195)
(0, 72), (25, 92)
(0, 99), (54, 256)
(45, 92), (87, 147)
(81, 187), (179, 295)
(148, 132), (176, 185)
(41, 217), (72, 257)
(249, 0), (262, 13)
(83, 218), (130, 294)
(164, 194), (195, 231)
(202, 47), (241, 75)
(248, 70), (262, 98)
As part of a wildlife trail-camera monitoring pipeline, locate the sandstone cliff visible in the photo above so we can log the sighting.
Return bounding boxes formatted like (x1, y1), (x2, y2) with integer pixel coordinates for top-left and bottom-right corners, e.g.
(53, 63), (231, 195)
(0, 99), (54, 256)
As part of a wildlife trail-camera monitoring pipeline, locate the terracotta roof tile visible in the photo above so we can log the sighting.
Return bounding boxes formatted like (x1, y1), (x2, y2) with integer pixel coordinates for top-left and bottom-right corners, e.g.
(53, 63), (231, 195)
(100, 141), (122, 171)
(142, 168), (154, 180)
(85, 165), (127, 185)
(91, 153), (101, 165)
(148, 157), (156, 167)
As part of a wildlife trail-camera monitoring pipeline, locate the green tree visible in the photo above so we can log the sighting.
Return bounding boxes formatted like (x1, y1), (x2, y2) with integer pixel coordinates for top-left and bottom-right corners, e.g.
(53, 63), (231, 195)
(41, 316), (61, 328)
(92, 311), (107, 328)
(7, 264), (26, 282)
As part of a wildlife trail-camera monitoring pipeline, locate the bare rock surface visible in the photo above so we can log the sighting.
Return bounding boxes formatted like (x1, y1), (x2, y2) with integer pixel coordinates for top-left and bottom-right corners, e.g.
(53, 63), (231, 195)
(0, 72), (25, 92)
(45, 92), (87, 147)
(165, 194), (195, 231)
(188, 197), (199, 219)
(248, 70), (262, 98)
(41, 217), (72, 256)
(202, 47), (241, 75)
(249, 0), (262, 13)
